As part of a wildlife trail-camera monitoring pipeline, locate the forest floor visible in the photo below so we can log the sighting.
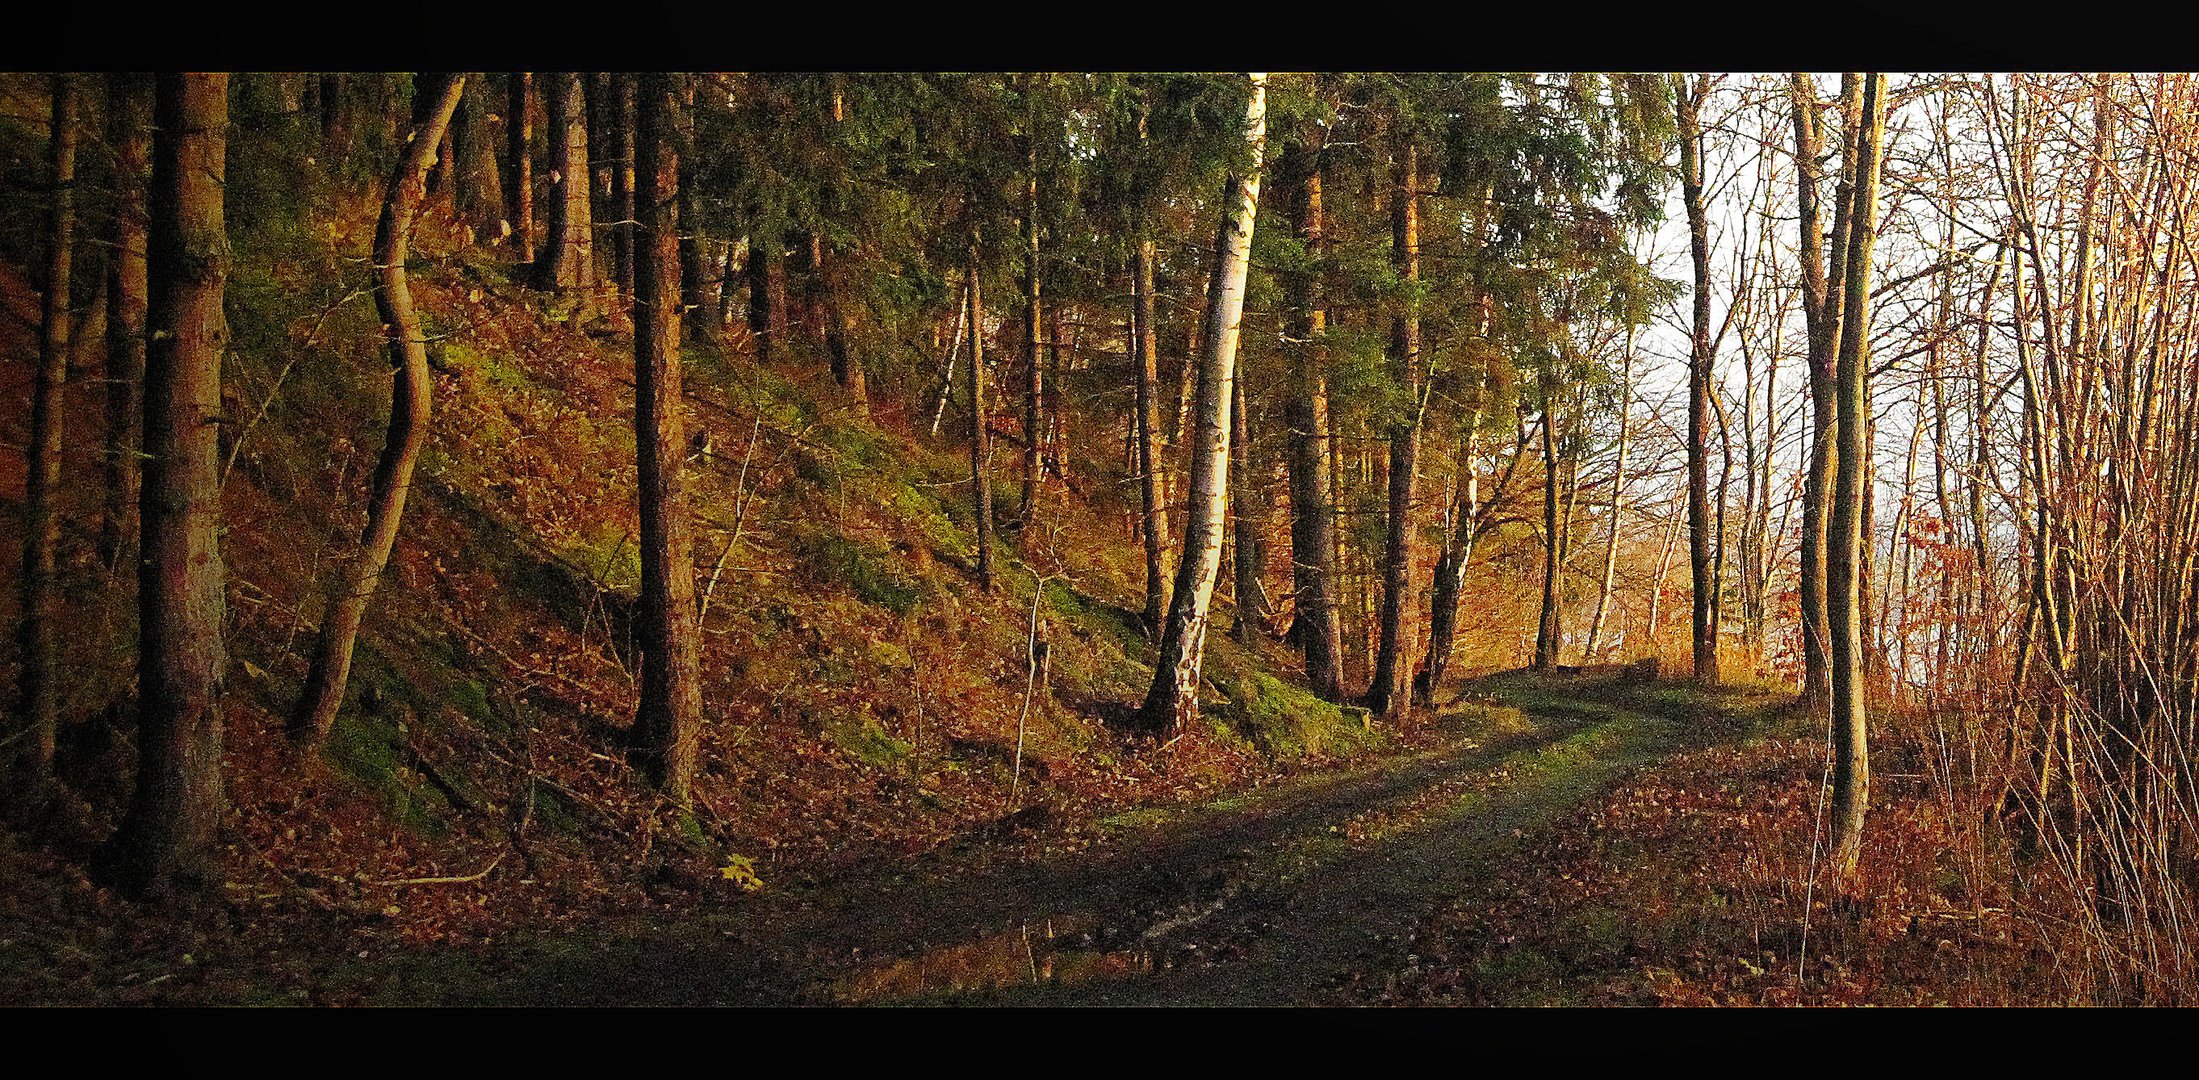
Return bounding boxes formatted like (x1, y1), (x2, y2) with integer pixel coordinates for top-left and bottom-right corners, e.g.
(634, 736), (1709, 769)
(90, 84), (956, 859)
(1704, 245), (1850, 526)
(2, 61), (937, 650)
(287, 666), (1764, 1005)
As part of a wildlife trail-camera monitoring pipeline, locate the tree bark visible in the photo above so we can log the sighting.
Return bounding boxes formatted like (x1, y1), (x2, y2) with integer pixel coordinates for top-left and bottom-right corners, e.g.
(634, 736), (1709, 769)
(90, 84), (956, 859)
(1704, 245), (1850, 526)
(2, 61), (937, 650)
(1586, 328), (1633, 659)
(1369, 140), (1423, 717)
(1278, 139), (1345, 701)
(1140, 74), (1267, 735)
(17, 74), (77, 776)
(292, 76), (466, 748)
(1133, 238), (1169, 634)
(629, 74), (705, 803)
(1830, 73), (1886, 882)
(967, 246), (995, 592)
(506, 73), (535, 264)
(100, 73), (153, 574)
(101, 74), (231, 901)
(1674, 74), (1721, 686)
(535, 73), (592, 294)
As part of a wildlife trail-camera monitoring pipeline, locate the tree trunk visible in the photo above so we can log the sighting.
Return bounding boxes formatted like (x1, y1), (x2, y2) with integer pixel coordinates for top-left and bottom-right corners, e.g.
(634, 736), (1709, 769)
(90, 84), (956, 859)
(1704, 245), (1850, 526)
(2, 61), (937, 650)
(1134, 239), (1169, 634)
(967, 247), (995, 592)
(506, 73), (535, 265)
(101, 74), (231, 901)
(1140, 74), (1266, 735)
(675, 78), (712, 338)
(1537, 409), (1564, 671)
(17, 74), (77, 778)
(747, 215), (787, 363)
(1230, 372), (1270, 643)
(292, 76), (466, 749)
(1586, 328), (1633, 659)
(1675, 74), (1721, 686)
(1020, 122), (1045, 527)
(100, 73), (153, 575)
(1278, 139), (1345, 701)
(1830, 72), (1886, 882)
(1795, 73), (1862, 710)
(536, 73), (592, 295)
(454, 74), (504, 244)
(629, 74), (705, 803)
(610, 74), (636, 303)
(1369, 141), (1422, 717)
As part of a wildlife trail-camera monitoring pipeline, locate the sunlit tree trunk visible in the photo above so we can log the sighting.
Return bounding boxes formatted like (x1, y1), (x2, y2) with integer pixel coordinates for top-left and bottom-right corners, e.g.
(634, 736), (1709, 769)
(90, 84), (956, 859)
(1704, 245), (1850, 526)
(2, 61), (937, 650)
(1141, 74), (1267, 734)
(293, 76), (466, 749)
(1134, 238), (1169, 634)
(1278, 138), (1344, 701)
(1369, 141), (1422, 717)
(102, 74), (231, 900)
(536, 73), (592, 295)
(629, 74), (704, 803)
(1674, 74), (1721, 686)
(506, 73), (535, 265)
(1830, 73), (1886, 882)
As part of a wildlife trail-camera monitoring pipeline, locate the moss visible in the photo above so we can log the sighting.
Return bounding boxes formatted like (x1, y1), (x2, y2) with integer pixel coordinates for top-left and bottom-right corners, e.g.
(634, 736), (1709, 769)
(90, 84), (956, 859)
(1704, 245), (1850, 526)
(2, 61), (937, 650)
(797, 531), (926, 615)
(1219, 670), (1379, 759)
(826, 715), (915, 771)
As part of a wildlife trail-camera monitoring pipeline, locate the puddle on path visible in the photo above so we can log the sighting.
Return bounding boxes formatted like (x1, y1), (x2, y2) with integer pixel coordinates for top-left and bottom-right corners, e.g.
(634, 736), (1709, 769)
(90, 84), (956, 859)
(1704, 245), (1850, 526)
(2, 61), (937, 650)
(833, 917), (1155, 1002)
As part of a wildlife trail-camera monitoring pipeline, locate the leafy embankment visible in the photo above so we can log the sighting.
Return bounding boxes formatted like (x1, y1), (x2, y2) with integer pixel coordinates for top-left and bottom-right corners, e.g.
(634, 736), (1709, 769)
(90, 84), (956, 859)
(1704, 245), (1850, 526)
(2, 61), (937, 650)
(0, 183), (1400, 1004)
(1346, 679), (2060, 1006)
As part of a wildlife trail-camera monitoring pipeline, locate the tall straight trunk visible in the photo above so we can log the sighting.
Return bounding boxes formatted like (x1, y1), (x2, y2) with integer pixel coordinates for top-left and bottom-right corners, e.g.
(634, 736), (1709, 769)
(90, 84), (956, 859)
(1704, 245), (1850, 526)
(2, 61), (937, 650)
(610, 74), (636, 303)
(967, 248), (994, 592)
(536, 73), (592, 294)
(102, 74), (230, 900)
(1279, 140), (1344, 701)
(292, 76), (466, 748)
(1134, 239), (1169, 634)
(1829, 73), (1886, 882)
(1586, 330), (1633, 659)
(1796, 74), (1862, 708)
(629, 75), (704, 803)
(505, 73), (535, 264)
(1230, 373), (1269, 643)
(819, 81), (863, 411)
(1369, 142), (1423, 717)
(1141, 74), (1267, 735)
(454, 75), (504, 244)
(17, 74), (77, 777)
(675, 78), (712, 338)
(1675, 75), (1721, 686)
(747, 214), (787, 363)
(1020, 123), (1045, 527)
(100, 73), (153, 574)
(1536, 408), (1563, 670)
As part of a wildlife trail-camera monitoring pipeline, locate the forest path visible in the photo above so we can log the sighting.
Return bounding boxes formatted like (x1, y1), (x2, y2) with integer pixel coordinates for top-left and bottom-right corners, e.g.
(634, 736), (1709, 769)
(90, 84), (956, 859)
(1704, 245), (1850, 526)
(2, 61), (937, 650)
(378, 670), (1695, 1005)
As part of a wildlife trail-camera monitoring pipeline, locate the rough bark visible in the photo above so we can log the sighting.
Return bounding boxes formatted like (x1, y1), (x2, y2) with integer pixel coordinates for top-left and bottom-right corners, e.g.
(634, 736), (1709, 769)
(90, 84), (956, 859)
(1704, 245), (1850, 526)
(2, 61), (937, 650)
(1674, 75), (1721, 686)
(1369, 141), (1422, 717)
(1140, 74), (1266, 735)
(1278, 139), (1345, 701)
(101, 74), (231, 901)
(506, 73), (535, 264)
(536, 73), (592, 294)
(17, 74), (77, 775)
(967, 247), (994, 592)
(629, 75), (705, 803)
(1134, 238), (1169, 634)
(101, 74), (152, 574)
(292, 76), (466, 748)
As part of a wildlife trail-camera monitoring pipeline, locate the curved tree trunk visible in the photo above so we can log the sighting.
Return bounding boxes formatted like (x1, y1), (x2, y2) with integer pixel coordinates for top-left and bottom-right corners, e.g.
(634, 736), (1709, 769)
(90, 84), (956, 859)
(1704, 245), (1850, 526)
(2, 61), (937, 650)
(17, 74), (78, 776)
(1141, 74), (1267, 735)
(101, 74), (231, 900)
(630, 74), (705, 803)
(292, 76), (466, 749)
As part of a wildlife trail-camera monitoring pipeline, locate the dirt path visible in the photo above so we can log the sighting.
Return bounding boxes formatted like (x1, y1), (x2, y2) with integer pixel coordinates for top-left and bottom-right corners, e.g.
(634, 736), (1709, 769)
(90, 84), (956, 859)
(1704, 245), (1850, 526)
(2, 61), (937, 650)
(372, 672), (1688, 1005)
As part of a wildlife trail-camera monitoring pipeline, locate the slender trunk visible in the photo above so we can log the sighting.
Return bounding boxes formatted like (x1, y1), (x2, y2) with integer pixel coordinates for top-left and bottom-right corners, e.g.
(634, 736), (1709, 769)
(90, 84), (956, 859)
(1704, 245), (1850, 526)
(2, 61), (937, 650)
(629, 75), (704, 803)
(1134, 239), (1169, 634)
(101, 74), (230, 900)
(1230, 372), (1269, 643)
(1586, 329), (1633, 659)
(1279, 140), (1344, 701)
(1675, 75), (1721, 686)
(1830, 73), (1886, 882)
(505, 73), (535, 264)
(967, 248), (994, 592)
(1020, 119), (1044, 526)
(610, 75), (636, 302)
(1141, 74), (1267, 735)
(100, 74), (153, 574)
(1536, 404), (1563, 671)
(17, 74), (77, 777)
(1369, 142), (1423, 716)
(535, 73), (592, 295)
(292, 76), (466, 748)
